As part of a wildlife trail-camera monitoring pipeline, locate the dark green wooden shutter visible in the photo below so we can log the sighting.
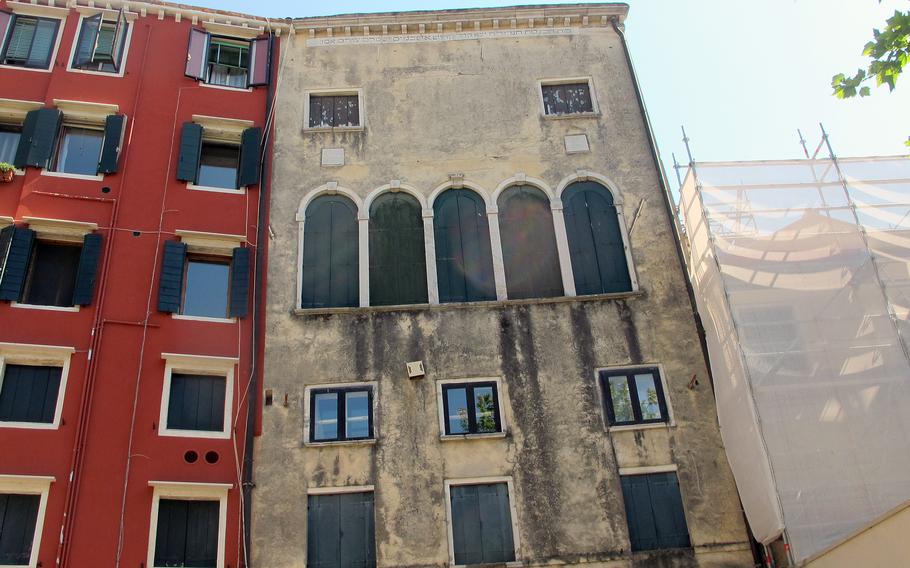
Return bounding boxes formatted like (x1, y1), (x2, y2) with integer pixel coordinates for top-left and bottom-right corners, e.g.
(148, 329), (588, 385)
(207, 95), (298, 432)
(154, 500), (219, 567)
(498, 185), (564, 299)
(369, 192), (427, 306)
(477, 483), (515, 563)
(157, 241), (186, 313)
(16, 108), (61, 169)
(97, 114), (126, 174)
(166, 374), (225, 431)
(620, 474), (658, 551)
(451, 485), (483, 565)
(308, 494), (341, 568)
(0, 364), (62, 423)
(433, 189), (496, 303)
(228, 246), (249, 318)
(72, 233), (102, 306)
(236, 127), (261, 188)
(339, 492), (375, 567)
(0, 493), (40, 565)
(176, 122), (203, 183)
(563, 181), (632, 295)
(0, 226), (34, 302)
(649, 473), (691, 549)
(301, 195), (359, 308)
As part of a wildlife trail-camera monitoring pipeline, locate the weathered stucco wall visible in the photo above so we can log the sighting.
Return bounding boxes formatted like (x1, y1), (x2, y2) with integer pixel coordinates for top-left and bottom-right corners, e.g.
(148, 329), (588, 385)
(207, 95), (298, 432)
(254, 7), (751, 567)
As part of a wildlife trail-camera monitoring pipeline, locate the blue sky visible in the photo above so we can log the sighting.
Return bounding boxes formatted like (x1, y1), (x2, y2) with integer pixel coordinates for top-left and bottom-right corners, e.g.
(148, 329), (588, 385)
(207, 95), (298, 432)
(195, 0), (910, 191)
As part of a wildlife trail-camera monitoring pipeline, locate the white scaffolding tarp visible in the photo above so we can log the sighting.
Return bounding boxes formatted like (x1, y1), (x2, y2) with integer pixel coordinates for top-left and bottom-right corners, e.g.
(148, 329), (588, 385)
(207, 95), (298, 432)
(679, 156), (910, 563)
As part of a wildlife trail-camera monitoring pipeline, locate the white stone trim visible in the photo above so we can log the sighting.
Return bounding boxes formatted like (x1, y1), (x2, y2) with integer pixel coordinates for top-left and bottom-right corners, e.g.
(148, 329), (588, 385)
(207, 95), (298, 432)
(22, 216), (97, 241)
(487, 209), (507, 301)
(0, 475), (54, 568)
(0, 216), (13, 228)
(490, 174), (556, 209)
(146, 481), (230, 568)
(0, 98), (44, 123)
(595, 363), (676, 430)
(0, 4), (66, 75)
(303, 380), (378, 446)
(0, 343), (74, 431)
(11, 302), (80, 312)
(363, 181), (428, 211)
(193, 114), (254, 144)
(158, 353), (237, 440)
(618, 464), (678, 476)
(65, 11), (137, 78)
(306, 484), (374, 495)
(444, 476), (521, 567)
(186, 182), (245, 195)
(302, 88), (365, 132)
(537, 76), (601, 119)
(39, 170), (105, 181)
(53, 99), (119, 126)
(203, 20), (264, 39)
(175, 229), (245, 255)
(427, 178), (493, 210)
(436, 376), (509, 438)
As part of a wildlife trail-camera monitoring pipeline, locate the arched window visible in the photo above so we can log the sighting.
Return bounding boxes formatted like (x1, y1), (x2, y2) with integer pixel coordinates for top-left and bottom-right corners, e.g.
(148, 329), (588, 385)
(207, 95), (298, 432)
(562, 181), (632, 294)
(497, 185), (563, 299)
(433, 188), (496, 303)
(301, 194), (359, 308)
(369, 192), (427, 306)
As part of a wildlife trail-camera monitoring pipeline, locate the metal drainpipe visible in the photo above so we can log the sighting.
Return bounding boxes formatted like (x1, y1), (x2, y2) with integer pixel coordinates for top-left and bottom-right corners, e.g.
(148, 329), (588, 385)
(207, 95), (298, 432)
(240, 32), (277, 568)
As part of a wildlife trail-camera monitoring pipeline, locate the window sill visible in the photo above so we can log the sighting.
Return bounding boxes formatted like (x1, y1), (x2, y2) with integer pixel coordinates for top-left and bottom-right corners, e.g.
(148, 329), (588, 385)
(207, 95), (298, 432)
(186, 182), (245, 195)
(11, 302), (80, 313)
(65, 65), (125, 78)
(0, 420), (59, 430)
(303, 125), (364, 133)
(440, 431), (507, 442)
(305, 438), (376, 448)
(0, 63), (53, 73)
(199, 81), (253, 92)
(40, 170), (104, 181)
(609, 422), (673, 434)
(541, 112), (601, 120)
(159, 428), (231, 440)
(294, 290), (644, 316)
(171, 314), (236, 324)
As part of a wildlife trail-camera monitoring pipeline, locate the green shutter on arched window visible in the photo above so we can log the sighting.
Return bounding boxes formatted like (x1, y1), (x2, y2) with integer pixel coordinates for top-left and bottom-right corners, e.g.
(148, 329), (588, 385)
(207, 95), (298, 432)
(369, 192), (427, 306)
(301, 195), (359, 308)
(433, 189), (496, 303)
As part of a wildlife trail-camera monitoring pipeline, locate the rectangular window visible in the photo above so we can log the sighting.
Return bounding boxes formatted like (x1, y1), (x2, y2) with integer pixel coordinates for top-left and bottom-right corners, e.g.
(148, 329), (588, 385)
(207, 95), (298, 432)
(442, 382), (502, 436)
(181, 257), (231, 318)
(541, 81), (594, 116)
(21, 241), (82, 308)
(449, 483), (516, 565)
(600, 367), (669, 427)
(49, 126), (104, 176)
(308, 95), (360, 128)
(72, 15), (129, 73)
(1, 16), (59, 69)
(166, 373), (226, 432)
(205, 38), (248, 88)
(197, 142), (240, 190)
(153, 499), (219, 568)
(0, 125), (21, 164)
(309, 386), (373, 443)
(0, 493), (41, 565)
(620, 472), (691, 552)
(307, 492), (375, 568)
(0, 364), (62, 425)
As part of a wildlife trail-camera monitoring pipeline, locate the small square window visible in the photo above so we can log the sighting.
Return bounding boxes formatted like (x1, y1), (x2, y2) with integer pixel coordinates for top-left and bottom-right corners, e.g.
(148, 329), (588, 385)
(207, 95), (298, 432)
(308, 94), (360, 128)
(50, 126), (104, 176)
(0, 125), (21, 164)
(197, 142), (240, 190)
(0, 492), (41, 564)
(600, 367), (669, 427)
(153, 499), (220, 567)
(21, 241), (82, 308)
(620, 472), (691, 551)
(0, 364), (63, 424)
(309, 386), (374, 443)
(72, 16), (129, 73)
(442, 382), (502, 436)
(205, 38), (249, 88)
(181, 257), (231, 318)
(166, 373), (226, 432)
(449, 482), (516, 565)
(1, 15), (60, 70)
(541, 81), (595, 116)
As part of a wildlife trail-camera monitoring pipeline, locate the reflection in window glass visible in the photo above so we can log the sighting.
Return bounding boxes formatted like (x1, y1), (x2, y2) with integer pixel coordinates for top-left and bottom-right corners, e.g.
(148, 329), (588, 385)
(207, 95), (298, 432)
(52, 127), (104, 176)
(442, 382), (502, 436)
(601, 367), (669, 427)
(446, 387), (469, 435)
(635, 373), (662, 420)
(345, 391), (370, 439)
(314, 392), (338, 441)
(206, 39), (249, 88)
(181, 259), (230, 318)
(474, 386), (497, 433)
(0, 126), (21, 164)
(197, 143), (239, 189)
(608, 376), (634, 423)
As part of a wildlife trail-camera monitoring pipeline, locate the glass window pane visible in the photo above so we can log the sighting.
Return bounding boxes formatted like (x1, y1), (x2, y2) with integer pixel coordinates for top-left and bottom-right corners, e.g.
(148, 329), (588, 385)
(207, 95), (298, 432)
(314, 392), (338, 440)
(0, 127), (21, 164)
(446, 387), (469, 434)
(345, 391), (370, 439)
(53, 127), (104, 176)
(473, 386), (497, 433)
(4, 18), (37, 63)
(27, 19), (57, 67)
(608, 376), (634, 423)
(181, 259), (230, 318)
(197, 143), (239, 189)
(635, 373), (663, 421)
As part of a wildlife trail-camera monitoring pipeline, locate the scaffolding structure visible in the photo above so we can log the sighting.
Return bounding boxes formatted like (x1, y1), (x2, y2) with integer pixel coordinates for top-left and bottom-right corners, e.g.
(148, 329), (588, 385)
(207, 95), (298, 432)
(679, 148), (910, 564)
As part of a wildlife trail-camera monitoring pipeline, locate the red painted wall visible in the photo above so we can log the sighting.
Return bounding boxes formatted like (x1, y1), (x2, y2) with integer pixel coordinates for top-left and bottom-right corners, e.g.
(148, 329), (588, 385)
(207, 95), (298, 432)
(0, 3), (274, 566)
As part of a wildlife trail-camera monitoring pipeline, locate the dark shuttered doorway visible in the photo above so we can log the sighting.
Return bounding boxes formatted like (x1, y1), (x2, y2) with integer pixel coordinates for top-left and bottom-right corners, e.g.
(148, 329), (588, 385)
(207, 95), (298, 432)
(307, 491), (375, 568)
(154, 499), (220, 568)
(301, 195), (359, 308)
(369, 192), (427, 306)
(0, 493), (40, 565)
(433, 189), (496, 303)
(620, 472), (691, 552)
(450, 483), (516, 565)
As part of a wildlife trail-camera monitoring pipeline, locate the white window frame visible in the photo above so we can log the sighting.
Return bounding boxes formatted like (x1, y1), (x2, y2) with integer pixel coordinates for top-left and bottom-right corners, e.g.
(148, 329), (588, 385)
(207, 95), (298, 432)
(200, 34), (254, 93)
(38, 99), (121, 182)
(537, 76), (600, 119)
(436, 377), (508, 441)
(0, 474), (54, 568)
(595, 363), (676, 433)
(158, 353), (237, 440)
(0, 2), (67, 74)
(0, 342), (74, 430)
(303, 88), (365, 132)
(186, 114), (253, 194)
(303, 380), (378, 447)
(146, 481), (230, 568)
(64, 8), (137, 78)
(444, 476), (522, 568)
(171, 229), (244, 324)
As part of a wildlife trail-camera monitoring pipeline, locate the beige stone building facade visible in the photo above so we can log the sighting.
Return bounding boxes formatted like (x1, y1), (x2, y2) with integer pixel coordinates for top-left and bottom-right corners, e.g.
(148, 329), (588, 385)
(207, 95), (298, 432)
(252, 4), (752, 567)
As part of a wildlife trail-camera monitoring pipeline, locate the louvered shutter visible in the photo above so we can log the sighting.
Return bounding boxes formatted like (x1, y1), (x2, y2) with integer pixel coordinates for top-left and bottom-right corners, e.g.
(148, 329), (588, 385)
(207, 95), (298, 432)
(228, 247), (250, 318)
(72, 233), (102, 306)
(0, 226), (34, 301)
(498, 186), (563, 299)
(247, 36), (270, 87)
(176, 122), (203, 183)
(17, 108), (61, 169)
(25, 19), (57, 68)
(369, 193), (427, 306)
(97, 114), (126, 174)
(0, 493), (40, 564)
(73, 13), (101, 67)
(184, 28), (209, 80)
(3, 17), (34, 62)
(236, 127), (261, 188)
(157, 241), (186, 313)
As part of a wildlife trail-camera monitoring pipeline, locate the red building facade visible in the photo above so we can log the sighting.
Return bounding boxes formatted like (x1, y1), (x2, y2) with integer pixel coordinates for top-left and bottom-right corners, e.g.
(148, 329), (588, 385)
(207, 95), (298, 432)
(0, 1), (280, 566)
